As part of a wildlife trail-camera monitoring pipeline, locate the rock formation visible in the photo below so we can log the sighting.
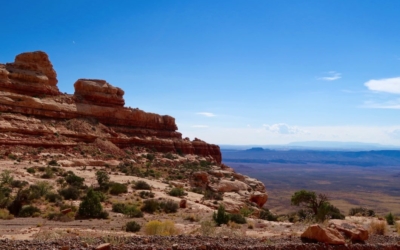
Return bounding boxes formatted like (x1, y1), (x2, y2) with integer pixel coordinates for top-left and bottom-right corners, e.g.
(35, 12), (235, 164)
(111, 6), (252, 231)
(0, 51), (221, 163)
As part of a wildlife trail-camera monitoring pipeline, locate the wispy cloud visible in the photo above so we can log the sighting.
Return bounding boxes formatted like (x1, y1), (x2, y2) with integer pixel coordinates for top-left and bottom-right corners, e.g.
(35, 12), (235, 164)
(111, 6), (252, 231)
(191, 125), (209, 128)
(263, 123), (306, 135)
(363, 99), (400, 109)
(365, 77), (400, 94)
(196, 112), (216, 117)
(387, 129), (400, 139)
(317, 71), (341, 81)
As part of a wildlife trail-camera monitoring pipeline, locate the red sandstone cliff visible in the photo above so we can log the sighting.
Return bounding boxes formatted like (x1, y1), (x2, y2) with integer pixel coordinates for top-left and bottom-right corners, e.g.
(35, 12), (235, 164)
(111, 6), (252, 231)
(0, 51), (222, 163)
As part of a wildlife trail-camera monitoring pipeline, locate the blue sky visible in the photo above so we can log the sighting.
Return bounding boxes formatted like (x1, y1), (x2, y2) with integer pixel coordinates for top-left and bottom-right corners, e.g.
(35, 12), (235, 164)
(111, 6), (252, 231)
(1, 1), (400, 145)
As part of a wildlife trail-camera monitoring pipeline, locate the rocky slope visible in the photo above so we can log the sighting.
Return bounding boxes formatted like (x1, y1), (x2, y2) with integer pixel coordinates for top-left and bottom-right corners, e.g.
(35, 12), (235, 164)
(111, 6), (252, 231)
(0, 51), (221, 163)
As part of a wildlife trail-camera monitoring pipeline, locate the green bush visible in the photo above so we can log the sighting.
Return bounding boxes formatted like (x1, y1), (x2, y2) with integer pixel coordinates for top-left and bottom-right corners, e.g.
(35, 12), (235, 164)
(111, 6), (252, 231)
(112, 203), (126, 213)
(10, 180), (28, 189)
(141, 199), (160, 214)
(213, 205), (230, 226)
(229, 213), (246, 224)
(27, 167), (36, 174)
(168, 187), (185, 197)
(96, 170), (110, 190)
(259, 209), (278, 221)
(316, 202), (345, 221)
(48, 159), (58, 166)
(139, 191), (154, 199)
(77, 189), (105, 219)
(349, 207), (375, 217)
(124, 205), (143, 218)
(109, 182), (128, 195)
(134, 180), (151, 190)
(59, 186), (81, 200)
(160, 200), (178, 213)
(40, 167), (54, 179)
(19, 205), (40, 217)
(45, 192), (62, 202)
(386, 212), (395, 225)
(65, 172), (85, 188)
(126, 221), (141, 232)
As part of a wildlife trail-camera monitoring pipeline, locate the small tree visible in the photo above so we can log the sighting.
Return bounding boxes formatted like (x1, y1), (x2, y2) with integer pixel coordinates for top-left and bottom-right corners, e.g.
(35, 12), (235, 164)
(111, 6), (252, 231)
(386, 212), (395, 225)
(96, 170), (110, 190)
(213, 204), (230, 226)
(78, 189), (103, 219)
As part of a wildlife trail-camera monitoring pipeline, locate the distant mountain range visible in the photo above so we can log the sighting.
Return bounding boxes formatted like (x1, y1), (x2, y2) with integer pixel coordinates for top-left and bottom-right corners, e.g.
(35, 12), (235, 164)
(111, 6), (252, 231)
(219, 141), (400, 151)
(221, 147), (400, 167)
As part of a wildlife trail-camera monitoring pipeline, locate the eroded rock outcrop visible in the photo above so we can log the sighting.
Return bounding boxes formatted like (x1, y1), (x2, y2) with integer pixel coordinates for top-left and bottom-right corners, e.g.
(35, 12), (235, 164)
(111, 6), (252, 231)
(0, 51), (221, 163)
(0, 51), (60, 96)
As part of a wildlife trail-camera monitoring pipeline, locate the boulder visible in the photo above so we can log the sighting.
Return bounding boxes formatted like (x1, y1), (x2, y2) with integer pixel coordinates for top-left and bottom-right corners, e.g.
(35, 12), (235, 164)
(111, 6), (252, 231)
(330, 220), (369, 241)
(74, 79), (124, 107)
(301, 224), (345, 245)
(249, 191), (268, 207)
(209, 179), (250, 193)
(179, 199), (187, 208)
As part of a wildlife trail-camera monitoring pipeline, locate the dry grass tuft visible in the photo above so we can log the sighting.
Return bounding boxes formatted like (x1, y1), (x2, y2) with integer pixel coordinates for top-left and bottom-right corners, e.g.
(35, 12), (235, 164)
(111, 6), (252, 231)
(369, 220), (387, 235)
(144, 220), (179, 236)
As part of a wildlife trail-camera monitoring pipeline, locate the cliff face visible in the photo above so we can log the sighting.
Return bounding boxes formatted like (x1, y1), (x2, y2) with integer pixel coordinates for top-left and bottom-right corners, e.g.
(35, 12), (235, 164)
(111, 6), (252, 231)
(0, 51), (222, 163)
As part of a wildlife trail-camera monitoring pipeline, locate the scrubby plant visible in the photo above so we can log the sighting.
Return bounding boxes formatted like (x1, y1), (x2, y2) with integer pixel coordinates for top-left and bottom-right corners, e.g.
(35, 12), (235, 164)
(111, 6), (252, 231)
(199, 220), (216, 236)
(141, 199), (160, 213)
(213, 204), (230, 226)
(112, 203), (126, 213)
(160, 200), (178, 213)
(10, 180), (28, 189)
(239, 206), (253, 217)
(19, 205), (40, 217)
(144, 220), (178, 236)
(126, 221), (141, 232)
(124, 205), (143, 218)
(40, 167), (54, 179)
(27, 167), (36, 174)
(64, 171), (85, 188)
(0, 170), (14, 186)
(109, 182), (128, 195)
(385, 212), (395, 225)
(0, 209), (14, 220)
(45, 192), (62, 202)
(229, 213), (246, 224)
(168, 187), (185, 197)
(349, 207), (375, 217)
(369, 220), (387, 235)
(134, 180), (151, 190)
(48, 159), (58, 166)
(259, 208), (278, 221)
(77, 189), (107, 219)
(139, 191), (154, 199)
(47, 211), (75, 222)
(96, 170), (110, 190)
(59, 186), (81, 200)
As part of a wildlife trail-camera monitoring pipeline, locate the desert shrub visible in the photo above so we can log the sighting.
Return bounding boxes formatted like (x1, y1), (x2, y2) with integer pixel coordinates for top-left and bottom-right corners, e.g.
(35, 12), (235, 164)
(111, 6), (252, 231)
(199, 220), (216, 236)
(191, 187), (203, 194)
(109, 182), (127, 195)
(124, 205), (143, 218)
(27, 167), (36, 174)
(47, 211), (75, 222)
(184, 214), (200, 222)
(160, 200), (178, 213)
(213, 204), (230, 226)
(163, 152), (177, 160)
(141, 199), (160, 213)
(95, 170), (110, 190)
(65, 172), (85, 188)
(259, 209), (278, 221)
(369, 220), (387, 235)
(59, 186), (80, 200)
(33, 181), (52, 197)
(134, 180), (151, 190)
(45, 192), (62, 202)
(349, 207), (375, 217)
(10, 180), (28, 189)
(40, 167), (54, 179)
(48, 159), (58, 166)
(385, 212), (395, 225)
(126, 221), (141, 232)
(229, 213), (246, 224)
(139, 191), (154, 199)
(203, 190), (223, 200)
(144, 220), (178, 236)
(94, 191), (106, 202)
(168, 187), (185, 197)
(77, 189), (106, 219)
(19, 205), (40, 217)
(316, 202), (345, 221)
(112, 203), (126, 213)
(0, 170), (14, 186)
(239, 207), (253, 217)
(0, 209), (14, 220)
(8, 154), (17, 160)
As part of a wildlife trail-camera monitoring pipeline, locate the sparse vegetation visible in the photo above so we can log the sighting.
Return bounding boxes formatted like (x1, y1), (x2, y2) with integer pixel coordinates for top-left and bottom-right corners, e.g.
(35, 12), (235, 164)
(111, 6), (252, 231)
(144, 220), (178, 236)
(109, 182), (128, 195)
(213, 204), (230, 226)
(369, 220), (387, 235)
(349, 207), (375, 217)
(77, 189), (108, 219)
(259, 208), (278, 221)
(168, 187), (185, 197)
(126, 221), (141, 232)
(134, 180), (151, 190)
(385, 212), (395, 225)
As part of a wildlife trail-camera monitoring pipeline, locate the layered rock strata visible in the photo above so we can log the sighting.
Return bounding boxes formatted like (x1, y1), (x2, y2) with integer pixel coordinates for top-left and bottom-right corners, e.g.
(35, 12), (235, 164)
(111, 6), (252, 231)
(0, 51), (221, 163)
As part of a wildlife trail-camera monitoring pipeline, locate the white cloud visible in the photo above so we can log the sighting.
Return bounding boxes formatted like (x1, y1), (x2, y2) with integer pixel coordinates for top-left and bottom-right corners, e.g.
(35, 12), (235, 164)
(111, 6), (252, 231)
(317, 71), (341, 81)
(263, 123), (305, 134)
(363, 99), (400, 109)
(365, 77), (400, 94)
(191, 125), (209, 128)
(387, 129), (400, 139)
(196, 112), (216, 117)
